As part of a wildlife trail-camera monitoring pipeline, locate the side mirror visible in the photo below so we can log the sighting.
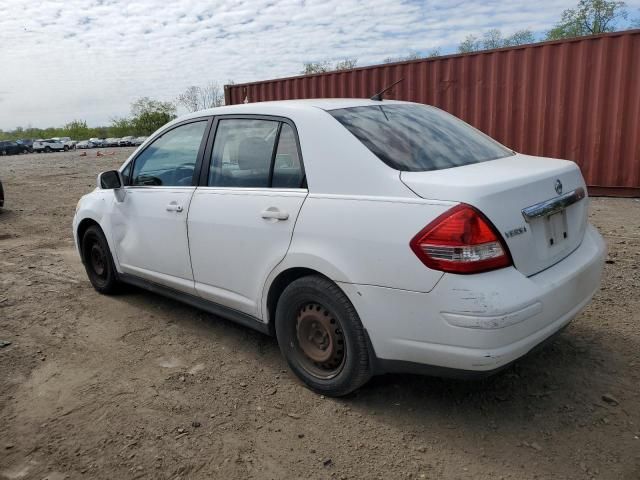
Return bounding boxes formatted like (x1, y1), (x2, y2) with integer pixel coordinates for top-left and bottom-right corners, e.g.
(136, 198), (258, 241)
(98, 170), (123, 189)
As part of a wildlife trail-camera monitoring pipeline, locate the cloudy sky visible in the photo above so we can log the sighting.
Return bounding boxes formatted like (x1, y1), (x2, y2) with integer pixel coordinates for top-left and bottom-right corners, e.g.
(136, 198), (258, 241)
(1, 0), (638, 130)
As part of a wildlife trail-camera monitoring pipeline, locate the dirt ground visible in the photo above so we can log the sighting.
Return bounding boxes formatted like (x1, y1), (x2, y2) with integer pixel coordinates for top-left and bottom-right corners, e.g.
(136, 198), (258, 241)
(0, 149), (639, 480)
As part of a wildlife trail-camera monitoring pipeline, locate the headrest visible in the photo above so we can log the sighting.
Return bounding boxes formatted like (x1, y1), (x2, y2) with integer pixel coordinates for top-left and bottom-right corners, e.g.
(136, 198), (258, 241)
(238, 137), (269, 170)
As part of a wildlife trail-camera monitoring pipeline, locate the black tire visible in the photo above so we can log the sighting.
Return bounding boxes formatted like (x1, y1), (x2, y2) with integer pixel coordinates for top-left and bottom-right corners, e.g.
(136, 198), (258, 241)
(63, 145), (69, 151)
(44, 146), (51, 153)
(81, 225), (120, 294)
(275, 275), (372, 396)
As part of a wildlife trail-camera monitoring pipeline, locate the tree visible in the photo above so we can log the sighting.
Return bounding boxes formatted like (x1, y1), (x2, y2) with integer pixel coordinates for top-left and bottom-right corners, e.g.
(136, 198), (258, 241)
(200, 82), (224, 109)
(334, 58), (358, 70)
(546, 0), (628, 40)
(458, 34), (481, 53)
(458, 29), (535, 53)
(504, 29), (536, 46)
(301, 61), (331, 74)
(177, 82), (225, 112)
(130, 97), (177, 135)
(482, 29), (504, 49)
(426, 48), (441, 58)
(109, 117), (132, 137)
(64, 120), (90, 140)
(176, 86), (201, 113)
(301, 59), (358, 74)
(383, 52), (421, 63)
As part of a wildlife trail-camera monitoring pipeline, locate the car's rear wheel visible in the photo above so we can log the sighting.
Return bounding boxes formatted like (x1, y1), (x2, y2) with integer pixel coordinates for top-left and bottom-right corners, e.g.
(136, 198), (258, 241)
(275, 275), (372, 396)
(81, 225), (120, 294)
(44, 146), (51, 153)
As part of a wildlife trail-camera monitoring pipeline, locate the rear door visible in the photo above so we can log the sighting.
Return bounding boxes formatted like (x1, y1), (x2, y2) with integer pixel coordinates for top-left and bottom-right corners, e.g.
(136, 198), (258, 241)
(187, 116), (307, 317)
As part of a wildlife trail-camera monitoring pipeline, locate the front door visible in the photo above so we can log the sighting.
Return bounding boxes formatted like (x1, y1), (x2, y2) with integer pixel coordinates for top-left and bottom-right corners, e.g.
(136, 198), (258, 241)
(111, 119), (210, 294)
(188, 117), (307, 317)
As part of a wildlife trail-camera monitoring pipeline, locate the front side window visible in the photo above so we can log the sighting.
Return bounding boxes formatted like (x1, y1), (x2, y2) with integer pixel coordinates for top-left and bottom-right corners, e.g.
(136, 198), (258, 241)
(131, 121), (207, 186)
(330, 104), (513, 172)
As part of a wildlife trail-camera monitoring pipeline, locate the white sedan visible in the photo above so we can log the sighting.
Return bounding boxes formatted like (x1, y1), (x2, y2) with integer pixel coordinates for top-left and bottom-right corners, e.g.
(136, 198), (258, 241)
(73, 99), (605, 396)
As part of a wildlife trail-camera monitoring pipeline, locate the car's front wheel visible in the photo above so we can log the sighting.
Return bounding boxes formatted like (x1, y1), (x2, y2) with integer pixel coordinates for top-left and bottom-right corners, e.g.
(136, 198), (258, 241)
(275, 275), (372, 396)
(44, 146), (51, 153)
(81, 225), (120, 294)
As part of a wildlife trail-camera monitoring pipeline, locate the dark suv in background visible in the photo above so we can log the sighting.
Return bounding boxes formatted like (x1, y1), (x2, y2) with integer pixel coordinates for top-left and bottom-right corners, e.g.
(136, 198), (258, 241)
(16, 139), (34, 153)
(0, 141), (23, 155)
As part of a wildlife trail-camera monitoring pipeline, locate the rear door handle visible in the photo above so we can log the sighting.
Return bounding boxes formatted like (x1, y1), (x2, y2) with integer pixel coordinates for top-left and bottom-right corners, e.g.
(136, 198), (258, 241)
(166, 203), (184, 212)
(261, 207), (289, 221)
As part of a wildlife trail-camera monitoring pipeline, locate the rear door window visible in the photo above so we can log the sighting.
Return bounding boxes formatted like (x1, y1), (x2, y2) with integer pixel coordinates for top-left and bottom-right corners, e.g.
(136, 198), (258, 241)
(329, 104), (513, 172)
(209, 119), (279, 188)
(208, 118), (304, 189)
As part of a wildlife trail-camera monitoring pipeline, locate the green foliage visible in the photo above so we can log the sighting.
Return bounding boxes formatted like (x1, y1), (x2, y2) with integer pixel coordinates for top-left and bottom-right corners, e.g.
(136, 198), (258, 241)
(546, 0), (628, 40)
(129, 99), (176, 136)
(0, 96), (177, 141)
(64, 120), (90, 140)
(109, 117), (132, 137)
(458, 29), (535, 53)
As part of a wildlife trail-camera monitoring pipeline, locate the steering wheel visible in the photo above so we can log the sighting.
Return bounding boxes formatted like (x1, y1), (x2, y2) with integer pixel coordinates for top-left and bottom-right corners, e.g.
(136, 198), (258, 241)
(172, 164), (195, 186)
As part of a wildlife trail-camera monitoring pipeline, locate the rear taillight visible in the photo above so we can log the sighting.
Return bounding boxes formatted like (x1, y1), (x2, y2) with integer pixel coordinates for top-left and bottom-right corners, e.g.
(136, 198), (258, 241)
(410, 204), (512, 274)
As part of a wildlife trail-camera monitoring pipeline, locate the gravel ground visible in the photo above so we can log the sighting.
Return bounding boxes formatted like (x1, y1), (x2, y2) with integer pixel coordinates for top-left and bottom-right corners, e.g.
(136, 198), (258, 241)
(1, 149), (639, 480)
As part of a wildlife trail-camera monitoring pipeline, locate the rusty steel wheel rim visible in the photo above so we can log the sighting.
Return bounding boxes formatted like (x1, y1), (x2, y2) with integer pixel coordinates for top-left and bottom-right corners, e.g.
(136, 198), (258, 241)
(295, 302), (346, 379)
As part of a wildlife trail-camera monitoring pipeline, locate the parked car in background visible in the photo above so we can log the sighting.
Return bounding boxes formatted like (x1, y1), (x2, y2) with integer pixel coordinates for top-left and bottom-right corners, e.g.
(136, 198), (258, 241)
(104, 138), (120, 147)
(76, 140), (94, 149)
(118, 136), (135, 146)
(131, 136), (147, 146)
(52, 137), (76, 151)
(89, 138), (106, 147)
(0, 141), (23, 155)
(16, 139), (34, 153)
(33, 139), (65, 153)
(74, 99), (605, 396)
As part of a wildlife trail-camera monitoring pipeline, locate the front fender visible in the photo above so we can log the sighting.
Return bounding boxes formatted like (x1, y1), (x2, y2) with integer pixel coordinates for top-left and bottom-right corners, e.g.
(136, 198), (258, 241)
(73, 190), (120, 271)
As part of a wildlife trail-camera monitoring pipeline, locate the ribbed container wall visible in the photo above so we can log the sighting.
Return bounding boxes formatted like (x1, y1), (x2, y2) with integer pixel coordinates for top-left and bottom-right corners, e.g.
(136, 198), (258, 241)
(226, 30), (640, 197)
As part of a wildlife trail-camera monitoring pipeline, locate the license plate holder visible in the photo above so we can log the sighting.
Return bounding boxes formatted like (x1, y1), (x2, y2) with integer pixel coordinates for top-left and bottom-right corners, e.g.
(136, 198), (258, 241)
(545, 209), (568, 248)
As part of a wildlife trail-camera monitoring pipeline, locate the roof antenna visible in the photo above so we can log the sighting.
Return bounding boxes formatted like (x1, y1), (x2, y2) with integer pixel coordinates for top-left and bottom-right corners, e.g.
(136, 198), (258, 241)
(370, 78), (404, 101)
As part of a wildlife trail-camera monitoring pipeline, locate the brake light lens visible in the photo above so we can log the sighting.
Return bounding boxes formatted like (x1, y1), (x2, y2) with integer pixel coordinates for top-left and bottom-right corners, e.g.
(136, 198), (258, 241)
(410, 204), (512, 274)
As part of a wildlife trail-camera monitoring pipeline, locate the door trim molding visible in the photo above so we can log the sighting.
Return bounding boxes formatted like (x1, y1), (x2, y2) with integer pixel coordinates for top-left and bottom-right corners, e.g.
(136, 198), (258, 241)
(118, 272), (271, 335)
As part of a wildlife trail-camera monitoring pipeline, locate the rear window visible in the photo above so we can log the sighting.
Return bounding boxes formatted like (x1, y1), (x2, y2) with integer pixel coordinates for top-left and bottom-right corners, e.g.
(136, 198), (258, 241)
(329, 104), (513, 171)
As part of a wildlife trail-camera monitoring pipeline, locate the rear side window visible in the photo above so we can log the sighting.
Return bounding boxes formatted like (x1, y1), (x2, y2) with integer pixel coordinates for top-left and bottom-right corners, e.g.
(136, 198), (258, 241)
(208, 118), (304, 188)
(329, 104), (513, 172)
(272, 124), (304, 188)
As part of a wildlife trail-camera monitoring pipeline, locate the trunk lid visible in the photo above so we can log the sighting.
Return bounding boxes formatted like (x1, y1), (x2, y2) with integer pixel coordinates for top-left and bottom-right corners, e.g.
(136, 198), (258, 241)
(401, 153), (589, 276)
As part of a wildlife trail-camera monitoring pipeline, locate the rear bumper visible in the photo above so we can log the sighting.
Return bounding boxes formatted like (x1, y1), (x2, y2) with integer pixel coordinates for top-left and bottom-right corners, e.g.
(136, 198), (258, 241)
(340, 224), (606, 374)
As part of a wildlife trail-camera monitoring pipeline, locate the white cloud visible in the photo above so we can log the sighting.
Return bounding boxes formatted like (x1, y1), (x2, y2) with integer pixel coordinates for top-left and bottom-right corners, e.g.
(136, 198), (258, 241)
(0, 0), (638, 129)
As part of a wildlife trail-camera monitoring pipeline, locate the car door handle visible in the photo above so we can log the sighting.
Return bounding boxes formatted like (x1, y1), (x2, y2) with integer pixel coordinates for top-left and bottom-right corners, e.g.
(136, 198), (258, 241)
(166, 203), (184, 213)
(261, 208), (289, 221)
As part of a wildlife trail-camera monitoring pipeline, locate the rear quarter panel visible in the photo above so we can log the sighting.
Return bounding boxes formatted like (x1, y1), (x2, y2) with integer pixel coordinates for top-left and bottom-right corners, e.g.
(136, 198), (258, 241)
(280, 194), (454, 292)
